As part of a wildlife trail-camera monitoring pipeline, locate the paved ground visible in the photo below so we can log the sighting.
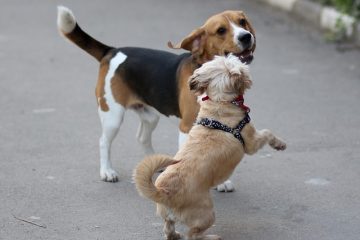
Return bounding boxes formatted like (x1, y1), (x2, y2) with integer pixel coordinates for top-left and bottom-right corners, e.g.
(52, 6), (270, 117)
(0, 0), (359, 239)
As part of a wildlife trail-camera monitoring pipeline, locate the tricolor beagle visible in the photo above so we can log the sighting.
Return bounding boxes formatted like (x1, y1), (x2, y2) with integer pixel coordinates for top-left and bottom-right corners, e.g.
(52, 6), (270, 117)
(57, 6), (256, 187)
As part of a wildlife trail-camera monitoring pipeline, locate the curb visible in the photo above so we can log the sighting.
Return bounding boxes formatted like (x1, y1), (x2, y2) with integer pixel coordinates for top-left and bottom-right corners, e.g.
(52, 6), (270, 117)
(259, 0), (360, 46)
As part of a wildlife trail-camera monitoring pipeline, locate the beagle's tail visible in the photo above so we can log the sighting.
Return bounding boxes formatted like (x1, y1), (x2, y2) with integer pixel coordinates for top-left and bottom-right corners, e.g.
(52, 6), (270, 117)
(133, 154), (179, 204)
(57, 6), (113, 62)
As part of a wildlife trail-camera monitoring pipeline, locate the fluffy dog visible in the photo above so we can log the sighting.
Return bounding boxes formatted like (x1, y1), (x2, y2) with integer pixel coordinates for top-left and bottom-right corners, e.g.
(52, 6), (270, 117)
(133, 55), (286, 240)
(57, 7), (256, 191)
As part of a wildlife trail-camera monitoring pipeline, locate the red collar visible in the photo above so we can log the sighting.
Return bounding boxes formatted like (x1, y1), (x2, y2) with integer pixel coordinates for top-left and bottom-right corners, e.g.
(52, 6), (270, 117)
(201, 95), (250, 113)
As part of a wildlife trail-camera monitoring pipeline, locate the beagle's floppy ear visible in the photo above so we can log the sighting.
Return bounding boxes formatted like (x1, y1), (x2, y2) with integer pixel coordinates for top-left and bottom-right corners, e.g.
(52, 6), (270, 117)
(188, 73), (209, 96)
(168, 27), (205, 51)
(168, 28), (208, 64)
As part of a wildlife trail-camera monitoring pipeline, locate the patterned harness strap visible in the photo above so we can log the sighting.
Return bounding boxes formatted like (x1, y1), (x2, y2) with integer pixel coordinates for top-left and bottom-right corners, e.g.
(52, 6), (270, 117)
(196, 113), (251, 145)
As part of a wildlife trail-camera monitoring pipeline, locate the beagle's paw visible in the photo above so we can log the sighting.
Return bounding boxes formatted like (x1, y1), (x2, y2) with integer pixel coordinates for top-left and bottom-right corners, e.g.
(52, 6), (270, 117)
(215, 180), (234, 192)
(100, 168), (119, 182)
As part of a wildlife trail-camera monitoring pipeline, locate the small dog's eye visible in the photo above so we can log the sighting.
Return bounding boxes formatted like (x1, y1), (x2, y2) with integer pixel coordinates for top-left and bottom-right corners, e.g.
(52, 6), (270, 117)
(216, 27), (226, 35)
(239, 19), (246, 26)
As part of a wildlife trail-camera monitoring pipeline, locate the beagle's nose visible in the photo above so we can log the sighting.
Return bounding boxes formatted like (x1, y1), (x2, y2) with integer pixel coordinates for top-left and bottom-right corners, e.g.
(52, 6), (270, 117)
(238, 33), (252, 47)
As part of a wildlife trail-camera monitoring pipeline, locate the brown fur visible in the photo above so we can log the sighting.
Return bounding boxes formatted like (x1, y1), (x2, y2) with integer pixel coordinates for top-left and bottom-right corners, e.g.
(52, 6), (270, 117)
(134, 55), (286, 240)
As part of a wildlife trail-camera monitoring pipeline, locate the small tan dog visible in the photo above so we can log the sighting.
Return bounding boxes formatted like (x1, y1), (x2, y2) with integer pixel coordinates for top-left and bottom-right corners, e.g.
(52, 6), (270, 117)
(133, 55), (286, 240)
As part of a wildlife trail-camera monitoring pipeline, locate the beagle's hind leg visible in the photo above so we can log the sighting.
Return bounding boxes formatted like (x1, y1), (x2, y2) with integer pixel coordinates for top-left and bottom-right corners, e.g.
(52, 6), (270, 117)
(135, 105), (160, 155)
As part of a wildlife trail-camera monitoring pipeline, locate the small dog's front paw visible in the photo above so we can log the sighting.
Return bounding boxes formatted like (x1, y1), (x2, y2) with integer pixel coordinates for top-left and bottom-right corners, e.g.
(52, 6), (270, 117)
(270, 138), (287, 151)
(215, 180), (234, 192)
(100, 168), (119, 182)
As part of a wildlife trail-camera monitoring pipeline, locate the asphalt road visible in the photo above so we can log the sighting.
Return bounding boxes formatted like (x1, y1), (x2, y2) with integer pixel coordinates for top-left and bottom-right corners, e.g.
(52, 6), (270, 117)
(0, 0), (359, 240)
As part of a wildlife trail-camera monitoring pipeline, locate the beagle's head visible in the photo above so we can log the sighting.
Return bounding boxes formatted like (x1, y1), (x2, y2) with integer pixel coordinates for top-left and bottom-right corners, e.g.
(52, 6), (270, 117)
(169, 10), (256, 65)
(189, 54), (252, 102)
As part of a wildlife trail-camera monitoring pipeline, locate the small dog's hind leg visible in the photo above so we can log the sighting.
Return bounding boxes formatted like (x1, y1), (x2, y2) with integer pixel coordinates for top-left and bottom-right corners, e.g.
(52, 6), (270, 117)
(135, 105), (160, 154)
(157, 204), (183, 240)
(98, 105), (125, 182)
(188, 226), (221, 240)
(164, 219), (182, 240)
(186, 205), (219, 240)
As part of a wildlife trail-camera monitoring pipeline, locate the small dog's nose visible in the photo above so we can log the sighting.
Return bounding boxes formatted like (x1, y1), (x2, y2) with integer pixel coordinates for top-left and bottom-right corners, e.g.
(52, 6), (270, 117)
(238, 33), (252, 47)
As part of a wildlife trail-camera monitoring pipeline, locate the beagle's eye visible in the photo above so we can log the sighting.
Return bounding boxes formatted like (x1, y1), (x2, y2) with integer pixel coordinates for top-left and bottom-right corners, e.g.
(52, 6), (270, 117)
(216, 27), (227, 35)
(239, 19), (246, 26)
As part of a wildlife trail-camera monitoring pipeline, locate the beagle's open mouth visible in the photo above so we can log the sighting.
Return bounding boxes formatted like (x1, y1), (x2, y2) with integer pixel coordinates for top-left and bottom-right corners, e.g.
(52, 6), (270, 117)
(225, 50), (253, 65)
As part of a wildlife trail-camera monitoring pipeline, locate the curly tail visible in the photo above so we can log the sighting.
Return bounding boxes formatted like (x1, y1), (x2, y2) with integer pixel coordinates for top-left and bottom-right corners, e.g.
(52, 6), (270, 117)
(57, 6), (113, 62)
(133, 154), (178, 204)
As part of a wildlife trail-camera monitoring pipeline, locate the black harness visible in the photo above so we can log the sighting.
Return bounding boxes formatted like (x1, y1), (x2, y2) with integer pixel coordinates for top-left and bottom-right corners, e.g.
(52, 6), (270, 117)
(196, 95), (251, 145)
(196, 113), (250, 145)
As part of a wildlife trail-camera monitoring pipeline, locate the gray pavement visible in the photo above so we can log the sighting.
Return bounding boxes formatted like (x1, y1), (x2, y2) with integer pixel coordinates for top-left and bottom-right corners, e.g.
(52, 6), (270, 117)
(0, 0), (360, 240)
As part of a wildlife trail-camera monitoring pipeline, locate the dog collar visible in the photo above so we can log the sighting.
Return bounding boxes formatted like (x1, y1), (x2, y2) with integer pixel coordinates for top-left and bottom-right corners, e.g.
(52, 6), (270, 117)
(196, 113), (250, 145)
(202, 95), (250, 113)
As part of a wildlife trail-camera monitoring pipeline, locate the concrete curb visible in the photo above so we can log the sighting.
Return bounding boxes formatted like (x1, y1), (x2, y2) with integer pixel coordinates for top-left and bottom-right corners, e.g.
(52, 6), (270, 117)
(259, 0), (360, 46)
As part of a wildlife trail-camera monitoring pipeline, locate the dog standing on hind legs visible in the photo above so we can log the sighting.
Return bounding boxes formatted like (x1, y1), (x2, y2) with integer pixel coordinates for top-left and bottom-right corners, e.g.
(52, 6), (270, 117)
(57, 6), (256, 191)
(133, 55), (286, 240)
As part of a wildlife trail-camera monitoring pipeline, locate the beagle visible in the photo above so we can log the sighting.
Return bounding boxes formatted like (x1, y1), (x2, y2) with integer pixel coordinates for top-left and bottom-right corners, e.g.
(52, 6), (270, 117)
(133, 55), (286, 240)
(57, 6), (256, 187)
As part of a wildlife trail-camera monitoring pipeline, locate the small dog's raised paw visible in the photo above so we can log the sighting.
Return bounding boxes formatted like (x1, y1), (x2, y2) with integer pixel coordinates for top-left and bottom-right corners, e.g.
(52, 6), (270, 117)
(100, 168), (119, 182)
(215, 180), (234, 192)
(271, 138), (287, 151)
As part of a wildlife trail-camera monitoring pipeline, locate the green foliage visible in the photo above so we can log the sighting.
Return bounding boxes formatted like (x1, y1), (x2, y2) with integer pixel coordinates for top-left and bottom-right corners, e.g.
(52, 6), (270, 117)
(324, 16), (348, 42)
(313, 0), (360, 19)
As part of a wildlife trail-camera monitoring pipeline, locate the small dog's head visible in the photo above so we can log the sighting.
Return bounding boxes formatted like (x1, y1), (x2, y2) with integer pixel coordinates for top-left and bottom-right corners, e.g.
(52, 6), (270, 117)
(189, 54), (252, 102)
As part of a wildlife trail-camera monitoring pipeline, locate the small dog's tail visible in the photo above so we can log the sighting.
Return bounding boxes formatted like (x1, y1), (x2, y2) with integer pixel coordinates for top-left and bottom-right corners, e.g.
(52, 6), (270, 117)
(57, 6), (113, 62)
(133, 154), (179, 204)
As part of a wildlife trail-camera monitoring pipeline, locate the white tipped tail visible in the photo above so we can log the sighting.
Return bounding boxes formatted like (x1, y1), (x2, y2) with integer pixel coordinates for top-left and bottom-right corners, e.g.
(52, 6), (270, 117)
(57, 6), (76, 34)
(56, 5), (112, 61)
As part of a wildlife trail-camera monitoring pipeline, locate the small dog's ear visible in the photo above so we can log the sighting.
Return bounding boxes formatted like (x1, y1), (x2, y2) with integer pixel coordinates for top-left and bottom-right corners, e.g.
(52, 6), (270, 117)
(229, 68), (252, 92)
(189, 74), (209, 95)
(230, 72), (242, 91)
